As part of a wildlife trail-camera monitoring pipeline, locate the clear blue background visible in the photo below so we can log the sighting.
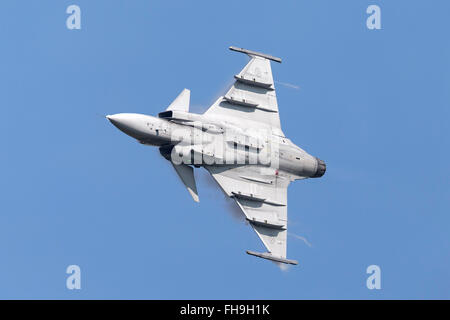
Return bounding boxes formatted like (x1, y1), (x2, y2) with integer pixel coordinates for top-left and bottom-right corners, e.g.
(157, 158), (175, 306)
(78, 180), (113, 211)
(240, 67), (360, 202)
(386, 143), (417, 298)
(1, 0), (449, 299)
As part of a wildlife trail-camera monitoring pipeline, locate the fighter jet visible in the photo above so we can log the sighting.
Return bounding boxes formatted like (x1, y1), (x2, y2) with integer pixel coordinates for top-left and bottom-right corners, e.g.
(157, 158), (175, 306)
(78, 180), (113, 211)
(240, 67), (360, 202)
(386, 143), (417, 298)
(106, 47), (326, 265)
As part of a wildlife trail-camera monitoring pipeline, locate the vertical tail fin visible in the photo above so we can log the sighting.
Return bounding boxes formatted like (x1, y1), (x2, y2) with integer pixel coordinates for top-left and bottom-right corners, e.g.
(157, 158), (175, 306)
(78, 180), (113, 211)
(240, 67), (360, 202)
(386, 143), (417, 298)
(166, 88), (190, 112)
(170, 162), (199, 203)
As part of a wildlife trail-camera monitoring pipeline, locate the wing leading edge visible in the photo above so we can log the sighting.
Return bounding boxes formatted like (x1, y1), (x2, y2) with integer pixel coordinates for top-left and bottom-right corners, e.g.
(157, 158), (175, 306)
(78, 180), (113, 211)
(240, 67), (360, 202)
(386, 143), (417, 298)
(205, 47), (284, 137)
(205, 165), (297, 265)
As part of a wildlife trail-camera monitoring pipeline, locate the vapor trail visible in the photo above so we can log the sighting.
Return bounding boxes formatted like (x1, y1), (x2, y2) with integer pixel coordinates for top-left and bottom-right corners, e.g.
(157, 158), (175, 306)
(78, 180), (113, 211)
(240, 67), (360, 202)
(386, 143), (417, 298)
(275, 81), (300, 90)
(288, 232), (312, 247)
(195, 168), (245, 222)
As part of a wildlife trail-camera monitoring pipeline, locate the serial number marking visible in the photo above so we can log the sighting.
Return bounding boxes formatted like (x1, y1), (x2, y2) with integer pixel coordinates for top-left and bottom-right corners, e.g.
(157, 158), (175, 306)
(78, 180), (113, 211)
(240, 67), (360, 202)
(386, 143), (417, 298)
(224, 304), (270, 315)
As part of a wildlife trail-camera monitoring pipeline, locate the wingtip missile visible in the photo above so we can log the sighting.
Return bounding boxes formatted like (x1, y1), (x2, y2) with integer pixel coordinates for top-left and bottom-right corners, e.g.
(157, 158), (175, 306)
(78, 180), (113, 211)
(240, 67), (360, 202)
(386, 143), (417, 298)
(246, 250), (298, 265)
(229, 46), (282, 63)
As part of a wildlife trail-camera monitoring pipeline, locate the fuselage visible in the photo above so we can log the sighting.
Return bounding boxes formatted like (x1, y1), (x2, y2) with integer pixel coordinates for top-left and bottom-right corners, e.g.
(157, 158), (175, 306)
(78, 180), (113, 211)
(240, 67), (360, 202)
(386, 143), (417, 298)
(106, 112), (326, 180)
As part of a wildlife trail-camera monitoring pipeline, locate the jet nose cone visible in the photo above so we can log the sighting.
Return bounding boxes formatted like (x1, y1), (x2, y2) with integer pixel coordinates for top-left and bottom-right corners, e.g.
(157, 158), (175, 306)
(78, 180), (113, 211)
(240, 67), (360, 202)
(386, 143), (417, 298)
(106, 113), (151, 141)
(312, 157), (326, 178)
(106, 114), (119, 124)
(106, 114), (129, 133)
(106, 114), (128, 129)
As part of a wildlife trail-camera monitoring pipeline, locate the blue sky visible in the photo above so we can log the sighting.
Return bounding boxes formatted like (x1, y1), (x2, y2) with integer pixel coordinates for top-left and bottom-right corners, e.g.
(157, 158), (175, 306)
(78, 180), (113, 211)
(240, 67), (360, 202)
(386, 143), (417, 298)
(1, 0), (449, 299)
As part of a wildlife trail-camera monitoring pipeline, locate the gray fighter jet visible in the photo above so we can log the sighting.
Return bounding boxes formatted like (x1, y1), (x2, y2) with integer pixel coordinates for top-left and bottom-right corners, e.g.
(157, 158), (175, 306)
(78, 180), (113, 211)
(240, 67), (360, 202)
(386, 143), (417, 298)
(107, 47), (326, 265)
